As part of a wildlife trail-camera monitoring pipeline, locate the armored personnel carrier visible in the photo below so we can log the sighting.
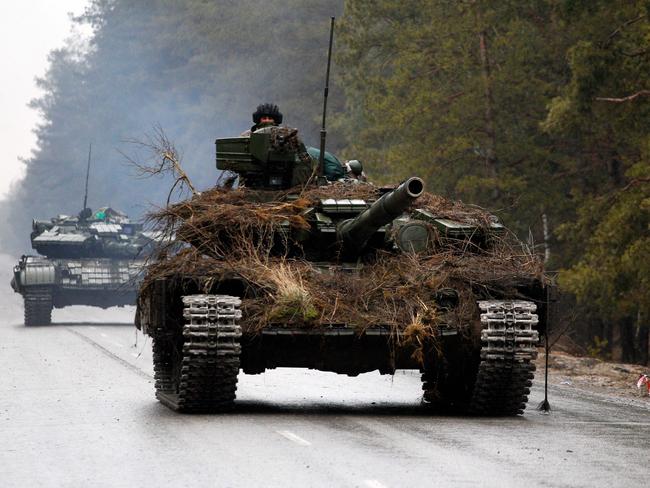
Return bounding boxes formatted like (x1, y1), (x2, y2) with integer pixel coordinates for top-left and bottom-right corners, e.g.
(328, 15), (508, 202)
(136, 125), (553, 416)
(11, 206), (156, 326)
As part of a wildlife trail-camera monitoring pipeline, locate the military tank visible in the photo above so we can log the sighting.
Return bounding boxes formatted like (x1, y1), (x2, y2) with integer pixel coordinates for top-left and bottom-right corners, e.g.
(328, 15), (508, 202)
(136, 125), (553, 415)
(11, 206), (156, 326)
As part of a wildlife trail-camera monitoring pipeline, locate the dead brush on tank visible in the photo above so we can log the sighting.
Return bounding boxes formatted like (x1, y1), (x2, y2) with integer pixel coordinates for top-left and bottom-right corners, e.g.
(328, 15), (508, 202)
(134, 123), (552, 416)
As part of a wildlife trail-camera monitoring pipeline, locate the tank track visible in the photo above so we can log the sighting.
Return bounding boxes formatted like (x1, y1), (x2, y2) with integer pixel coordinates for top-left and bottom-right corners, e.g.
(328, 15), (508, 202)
(23, 286), (53, 326)
(154, 294), (242, 413)
(468, 300), (539, 415)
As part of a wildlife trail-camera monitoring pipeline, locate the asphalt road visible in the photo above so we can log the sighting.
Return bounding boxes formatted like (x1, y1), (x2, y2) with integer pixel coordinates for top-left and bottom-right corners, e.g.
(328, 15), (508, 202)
(1, 290), (649, 487)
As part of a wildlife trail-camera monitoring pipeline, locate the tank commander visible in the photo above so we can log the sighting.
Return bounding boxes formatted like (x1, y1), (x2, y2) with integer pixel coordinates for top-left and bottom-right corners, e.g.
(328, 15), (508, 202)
(242, 102), (365, 182)
(240, 103), (284, 136)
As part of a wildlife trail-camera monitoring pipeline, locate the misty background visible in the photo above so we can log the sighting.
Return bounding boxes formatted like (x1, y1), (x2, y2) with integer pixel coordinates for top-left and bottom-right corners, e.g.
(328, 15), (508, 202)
(1, 0), (344, 251)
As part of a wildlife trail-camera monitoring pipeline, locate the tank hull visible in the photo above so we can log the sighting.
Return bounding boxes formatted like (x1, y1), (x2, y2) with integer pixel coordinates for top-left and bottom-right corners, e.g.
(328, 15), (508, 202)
(12, 255), (143, 325)
(137, 273), (551, 414)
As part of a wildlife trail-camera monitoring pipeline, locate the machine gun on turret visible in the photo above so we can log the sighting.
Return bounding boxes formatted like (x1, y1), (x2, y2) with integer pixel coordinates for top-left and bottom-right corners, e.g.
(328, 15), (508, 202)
(216, 126), (313, 190)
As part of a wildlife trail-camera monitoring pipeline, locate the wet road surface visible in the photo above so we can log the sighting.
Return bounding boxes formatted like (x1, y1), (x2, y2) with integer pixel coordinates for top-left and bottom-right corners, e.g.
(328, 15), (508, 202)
(1, 298), (649, 487)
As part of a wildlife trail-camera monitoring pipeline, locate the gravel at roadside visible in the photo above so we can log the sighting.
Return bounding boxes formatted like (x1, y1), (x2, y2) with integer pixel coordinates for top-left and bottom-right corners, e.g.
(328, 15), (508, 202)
(535, 351), (650, 409)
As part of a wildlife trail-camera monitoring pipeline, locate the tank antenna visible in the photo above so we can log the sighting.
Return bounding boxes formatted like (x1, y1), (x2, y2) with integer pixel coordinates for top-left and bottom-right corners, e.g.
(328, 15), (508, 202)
(318, 17), (335, 178)
(83, 143), (92, 210)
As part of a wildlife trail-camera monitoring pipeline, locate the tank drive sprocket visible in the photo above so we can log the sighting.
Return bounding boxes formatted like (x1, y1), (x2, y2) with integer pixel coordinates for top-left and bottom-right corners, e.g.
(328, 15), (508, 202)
(153, 294), (242, 413)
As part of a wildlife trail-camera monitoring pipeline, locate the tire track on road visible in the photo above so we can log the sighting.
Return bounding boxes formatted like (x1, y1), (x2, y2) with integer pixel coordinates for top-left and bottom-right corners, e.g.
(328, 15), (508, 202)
(66, 327), (152, 380)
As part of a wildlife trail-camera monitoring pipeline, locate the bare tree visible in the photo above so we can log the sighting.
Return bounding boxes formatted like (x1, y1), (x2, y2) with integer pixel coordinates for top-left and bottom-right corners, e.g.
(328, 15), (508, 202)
(122, 125), (198, 204)
(595, 90), (650, 103)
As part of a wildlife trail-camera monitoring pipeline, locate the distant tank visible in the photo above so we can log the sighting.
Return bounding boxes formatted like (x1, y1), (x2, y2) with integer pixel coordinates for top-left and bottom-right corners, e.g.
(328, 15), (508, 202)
(136, 125), (554, 415)
(11, 206), (156, 326)
(10, 146), (157, 326)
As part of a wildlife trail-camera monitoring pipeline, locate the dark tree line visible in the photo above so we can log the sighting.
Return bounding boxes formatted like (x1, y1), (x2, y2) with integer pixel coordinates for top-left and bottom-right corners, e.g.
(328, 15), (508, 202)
(336, 0), (650, 364)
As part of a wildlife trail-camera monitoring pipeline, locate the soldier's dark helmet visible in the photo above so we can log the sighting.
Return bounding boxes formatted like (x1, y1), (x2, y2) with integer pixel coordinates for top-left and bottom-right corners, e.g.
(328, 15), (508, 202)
(252, 103), (283, 125)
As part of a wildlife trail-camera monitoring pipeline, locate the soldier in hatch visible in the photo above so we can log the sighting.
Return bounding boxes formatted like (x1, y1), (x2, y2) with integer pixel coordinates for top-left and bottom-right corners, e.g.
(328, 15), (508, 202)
(241, 103), (284, 136)
(242, 102), (354, 182)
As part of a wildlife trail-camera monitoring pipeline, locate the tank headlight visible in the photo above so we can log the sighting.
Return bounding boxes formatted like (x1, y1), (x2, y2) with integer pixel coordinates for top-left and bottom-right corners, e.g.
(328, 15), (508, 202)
(269, 175), (284, 187)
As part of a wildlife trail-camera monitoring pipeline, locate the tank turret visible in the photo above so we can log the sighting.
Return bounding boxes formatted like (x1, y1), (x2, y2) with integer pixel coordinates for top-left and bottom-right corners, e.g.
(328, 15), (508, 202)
(29, 207), (155, 259)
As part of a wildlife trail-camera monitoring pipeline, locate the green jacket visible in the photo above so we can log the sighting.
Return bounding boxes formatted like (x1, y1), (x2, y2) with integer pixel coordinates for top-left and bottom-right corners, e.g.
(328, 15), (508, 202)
(306, 147), (345, 181)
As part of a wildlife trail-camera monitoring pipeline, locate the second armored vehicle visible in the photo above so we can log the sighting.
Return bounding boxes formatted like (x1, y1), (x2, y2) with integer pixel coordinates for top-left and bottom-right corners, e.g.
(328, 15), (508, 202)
(11, 206), (156, 326)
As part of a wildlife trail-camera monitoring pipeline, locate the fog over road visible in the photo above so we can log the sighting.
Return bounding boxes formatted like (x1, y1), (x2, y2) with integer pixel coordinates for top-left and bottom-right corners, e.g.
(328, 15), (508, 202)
(1, 261), (648, 487)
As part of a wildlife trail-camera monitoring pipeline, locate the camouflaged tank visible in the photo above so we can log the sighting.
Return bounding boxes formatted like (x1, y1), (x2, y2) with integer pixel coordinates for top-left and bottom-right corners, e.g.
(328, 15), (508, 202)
(136, 126), (554, 415)
(11, 207), (157, 326)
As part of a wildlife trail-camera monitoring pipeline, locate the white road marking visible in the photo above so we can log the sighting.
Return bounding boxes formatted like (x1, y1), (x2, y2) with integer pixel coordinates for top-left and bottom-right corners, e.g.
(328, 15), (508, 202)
(276, 430), (311, 446)
(364, 480), (388, 488)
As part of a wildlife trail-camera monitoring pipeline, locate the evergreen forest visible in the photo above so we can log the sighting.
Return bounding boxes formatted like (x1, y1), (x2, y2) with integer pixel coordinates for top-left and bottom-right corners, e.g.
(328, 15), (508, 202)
(3, 0), (649, 364)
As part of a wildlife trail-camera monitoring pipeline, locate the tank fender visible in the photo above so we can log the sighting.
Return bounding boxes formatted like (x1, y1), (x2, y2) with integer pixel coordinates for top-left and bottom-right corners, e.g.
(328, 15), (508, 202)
(17, 257), (56, 287)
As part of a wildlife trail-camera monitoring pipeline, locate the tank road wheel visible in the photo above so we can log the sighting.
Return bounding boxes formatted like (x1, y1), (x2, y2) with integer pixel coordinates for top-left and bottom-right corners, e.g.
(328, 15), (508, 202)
(468, 301), (539, 416)
(153, 295), (242, 413)
(421, 343), (480, 413)
(23, 286), (53, 326)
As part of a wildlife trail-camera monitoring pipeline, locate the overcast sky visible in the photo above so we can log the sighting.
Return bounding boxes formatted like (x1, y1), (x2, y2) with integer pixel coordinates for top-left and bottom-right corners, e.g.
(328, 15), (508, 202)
(0, 0), (90, 199)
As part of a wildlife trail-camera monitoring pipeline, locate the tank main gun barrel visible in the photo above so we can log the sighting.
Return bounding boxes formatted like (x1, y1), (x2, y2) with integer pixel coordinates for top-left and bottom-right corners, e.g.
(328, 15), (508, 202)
(338, 176), (425, 253)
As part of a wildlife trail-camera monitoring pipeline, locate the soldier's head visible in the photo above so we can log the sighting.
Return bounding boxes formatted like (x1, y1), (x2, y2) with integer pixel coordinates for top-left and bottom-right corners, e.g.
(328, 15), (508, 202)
(252, 103), (283, 128)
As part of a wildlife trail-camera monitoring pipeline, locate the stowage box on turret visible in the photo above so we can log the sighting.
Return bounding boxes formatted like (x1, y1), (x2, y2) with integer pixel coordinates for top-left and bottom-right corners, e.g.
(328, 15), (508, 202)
(136, 126), (554, 416)
(11, 207), (157, 326)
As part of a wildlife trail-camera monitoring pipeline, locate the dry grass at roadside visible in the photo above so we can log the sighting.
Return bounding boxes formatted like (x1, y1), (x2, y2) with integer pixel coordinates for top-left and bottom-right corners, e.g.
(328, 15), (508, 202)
(538, 351), (650, 403)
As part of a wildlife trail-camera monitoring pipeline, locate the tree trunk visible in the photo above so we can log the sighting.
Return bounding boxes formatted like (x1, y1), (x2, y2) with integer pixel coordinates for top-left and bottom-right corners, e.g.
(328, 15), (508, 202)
(646, 326), (650, 366)
(542, 212), (551, 264)
(606, 148), (624, 187)
(633, 310), (649, 365)
(611, 321), (623, 361)
(478, 30), (498, 199)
